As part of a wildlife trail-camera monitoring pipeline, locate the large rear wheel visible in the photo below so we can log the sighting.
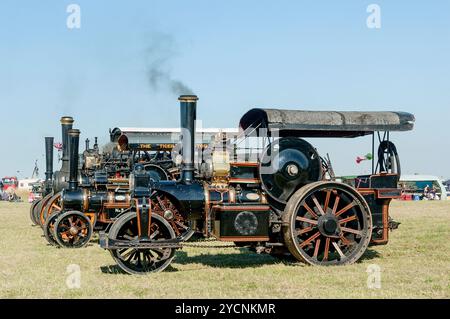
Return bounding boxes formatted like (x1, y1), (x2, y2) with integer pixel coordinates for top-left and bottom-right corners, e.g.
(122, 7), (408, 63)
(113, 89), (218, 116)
(108, 212), (176, 275)
(283, 181), (372, 265)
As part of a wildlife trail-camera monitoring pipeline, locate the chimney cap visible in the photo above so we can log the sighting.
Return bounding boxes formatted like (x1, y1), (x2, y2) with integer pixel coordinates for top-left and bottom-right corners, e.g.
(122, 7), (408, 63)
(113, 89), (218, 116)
(60, 116), (74, 124)
(68, 129), (80, 136)
(178, 95), (198, 102)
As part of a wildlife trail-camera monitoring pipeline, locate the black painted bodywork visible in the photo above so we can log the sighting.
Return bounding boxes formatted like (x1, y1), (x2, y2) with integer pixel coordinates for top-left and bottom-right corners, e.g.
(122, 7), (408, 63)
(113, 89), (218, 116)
(212, 204), (270, 239)
(152, 180), (205, 220)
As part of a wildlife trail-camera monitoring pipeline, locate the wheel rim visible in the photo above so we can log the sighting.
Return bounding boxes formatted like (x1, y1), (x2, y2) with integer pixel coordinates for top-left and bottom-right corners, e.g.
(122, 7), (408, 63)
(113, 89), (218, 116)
(285, 183), (372, 265)
(36, 193), (53, 227)
(109, 212), (176, 275)
(30, 199), (41, 225)
(54, 211), (93, 248)
(40, 193), (61, 228)
(43, 213), (60, 246)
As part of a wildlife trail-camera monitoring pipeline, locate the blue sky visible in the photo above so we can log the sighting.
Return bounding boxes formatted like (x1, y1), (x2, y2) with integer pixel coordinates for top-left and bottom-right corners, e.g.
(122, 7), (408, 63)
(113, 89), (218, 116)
(0, 1), (449, 179)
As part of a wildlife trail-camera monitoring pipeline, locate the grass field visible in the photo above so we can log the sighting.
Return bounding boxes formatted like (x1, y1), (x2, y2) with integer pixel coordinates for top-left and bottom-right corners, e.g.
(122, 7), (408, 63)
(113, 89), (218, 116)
(0, 200), (449, 299)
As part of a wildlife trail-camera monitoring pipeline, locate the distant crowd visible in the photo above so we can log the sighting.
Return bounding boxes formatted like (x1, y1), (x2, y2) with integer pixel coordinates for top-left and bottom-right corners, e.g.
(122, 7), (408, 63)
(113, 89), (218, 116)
(0, 181), (21, 202)
(422, 185), (440, 200)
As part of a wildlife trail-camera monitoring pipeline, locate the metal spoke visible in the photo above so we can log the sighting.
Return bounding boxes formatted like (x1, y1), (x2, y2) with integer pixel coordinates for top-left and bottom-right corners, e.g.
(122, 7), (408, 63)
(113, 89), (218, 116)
(323, 238), (330, 261)
(296, 216), (318, 225)
(339, 234), (352, 246)
(61, 230), (71, 236)
(143, 253), (152, 271)
(137, 252), (142, 267)
(331, 195), (340, 215)
(299, 232), (320, 248)
(313, 239), (321, 258)
(332, 242), (346, 258)
(157, 196), (167, 211)
(297, 226), (314, 235)
(339, 215), (357, 224)
(323, 190), (331, 214)
(175, 221), (188, 229)
(149, 230), (160, 240)
(335, 202), (356, 217)
(302, 203), (318, 219)
(126, 251), (137, 263)
(121, 248), (135, 260)
(341, 227), (363, 236)
(311, 195), (326, 216)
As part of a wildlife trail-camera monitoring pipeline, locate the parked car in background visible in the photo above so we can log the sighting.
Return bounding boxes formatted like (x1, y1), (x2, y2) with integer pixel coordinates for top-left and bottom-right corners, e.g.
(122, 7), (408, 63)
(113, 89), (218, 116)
(1, 177), (18, 191)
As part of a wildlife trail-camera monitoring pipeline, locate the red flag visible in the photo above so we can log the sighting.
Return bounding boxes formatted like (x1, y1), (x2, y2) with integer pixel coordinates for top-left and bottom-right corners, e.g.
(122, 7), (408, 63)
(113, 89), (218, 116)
(54, 142), (63, 150)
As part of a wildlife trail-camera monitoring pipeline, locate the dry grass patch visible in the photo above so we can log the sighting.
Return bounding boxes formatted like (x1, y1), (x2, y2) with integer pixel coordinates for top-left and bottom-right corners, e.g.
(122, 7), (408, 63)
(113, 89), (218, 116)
(0, 200), (449, 298)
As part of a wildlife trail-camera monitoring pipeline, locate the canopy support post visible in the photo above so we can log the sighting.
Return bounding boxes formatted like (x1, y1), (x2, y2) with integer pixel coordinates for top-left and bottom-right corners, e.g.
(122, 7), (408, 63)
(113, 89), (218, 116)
(372, 132), (375, 174)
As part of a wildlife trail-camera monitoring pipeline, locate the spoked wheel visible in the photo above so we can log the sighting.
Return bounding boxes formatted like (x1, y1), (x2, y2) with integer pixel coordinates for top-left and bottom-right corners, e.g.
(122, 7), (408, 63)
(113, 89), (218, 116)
(54, 211), (93, 248)
(150, 192), (194, 241)
(43, 213), (61, 246)
(283, 181), (372, 266)
(35, 193), (53, 227)
(40, 192), (62, 228)
(377, 141), (400, 175)
(108, 212), (176, 275)
(30, 199), (41, 225)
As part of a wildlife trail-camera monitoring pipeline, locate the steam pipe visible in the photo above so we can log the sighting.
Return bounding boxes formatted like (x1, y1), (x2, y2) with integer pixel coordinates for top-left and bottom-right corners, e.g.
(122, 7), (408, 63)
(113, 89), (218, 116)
(85, 138), (90, 151)
(178, 95), (198, 184)
(68, 129), (80, 191)
(60, 116), (74, 173)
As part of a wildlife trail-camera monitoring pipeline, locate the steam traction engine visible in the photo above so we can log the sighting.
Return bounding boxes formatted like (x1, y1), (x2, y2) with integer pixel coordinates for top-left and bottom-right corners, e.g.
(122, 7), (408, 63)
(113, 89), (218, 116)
(30, 116), (74, 228)
(36, 116), (238, 248)
(98, 96), (414, 275)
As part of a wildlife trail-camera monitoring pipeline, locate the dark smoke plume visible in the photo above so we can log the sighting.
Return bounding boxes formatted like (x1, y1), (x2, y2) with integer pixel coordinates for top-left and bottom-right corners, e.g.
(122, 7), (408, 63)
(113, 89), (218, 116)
(145, 33), (194, 95)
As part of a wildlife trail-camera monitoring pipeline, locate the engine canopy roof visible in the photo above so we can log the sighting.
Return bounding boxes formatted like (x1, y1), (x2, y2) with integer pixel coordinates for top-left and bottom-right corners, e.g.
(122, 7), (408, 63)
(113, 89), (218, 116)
(239, 108), (415, 138)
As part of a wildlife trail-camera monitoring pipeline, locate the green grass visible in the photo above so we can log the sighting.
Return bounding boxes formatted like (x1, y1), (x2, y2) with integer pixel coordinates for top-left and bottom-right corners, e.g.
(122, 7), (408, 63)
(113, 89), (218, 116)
(0, 200), (449, 298)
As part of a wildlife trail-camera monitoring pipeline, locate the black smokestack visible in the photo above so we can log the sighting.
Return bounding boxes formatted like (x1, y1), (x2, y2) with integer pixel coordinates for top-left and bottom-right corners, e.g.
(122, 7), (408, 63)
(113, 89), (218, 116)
(179, 95), (198, 184)
(68, 129), (80, 191)
(45, 137), (54, 192)
(60, 116), (74, 173)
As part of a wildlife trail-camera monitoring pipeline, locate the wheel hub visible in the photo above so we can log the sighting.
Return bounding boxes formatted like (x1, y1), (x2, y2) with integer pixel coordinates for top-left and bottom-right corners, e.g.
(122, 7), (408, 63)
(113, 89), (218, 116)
(318, 214), (340, 237)
(164, 210), (174, 220)
(286, 164), (299, 177)
(69, 226), (79, 236)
